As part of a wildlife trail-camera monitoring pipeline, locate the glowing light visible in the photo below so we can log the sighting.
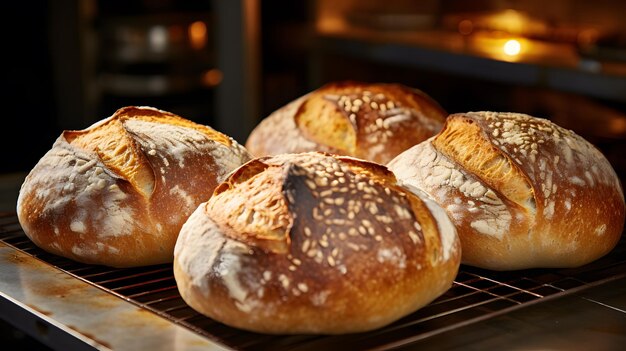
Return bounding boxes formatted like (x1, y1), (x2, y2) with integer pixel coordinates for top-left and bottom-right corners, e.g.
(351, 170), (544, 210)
(189, 21), (207, 50)
(149, 26), (168, 52)
(202, 69), (223, 87)
(503, 39), (521, 56)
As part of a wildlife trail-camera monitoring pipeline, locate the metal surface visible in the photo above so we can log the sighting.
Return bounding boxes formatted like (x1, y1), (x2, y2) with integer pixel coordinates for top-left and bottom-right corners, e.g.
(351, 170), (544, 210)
(0, 212), (625, 350)
(0, 215), (228, 351)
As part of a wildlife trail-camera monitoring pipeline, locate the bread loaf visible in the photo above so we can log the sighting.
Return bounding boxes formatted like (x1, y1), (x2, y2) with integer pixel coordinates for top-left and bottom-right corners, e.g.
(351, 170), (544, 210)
(245, 81), (447, 164)
(17, 106), (251, 267)
(389, 111), (625, 270)
(174, 152), (461, 334)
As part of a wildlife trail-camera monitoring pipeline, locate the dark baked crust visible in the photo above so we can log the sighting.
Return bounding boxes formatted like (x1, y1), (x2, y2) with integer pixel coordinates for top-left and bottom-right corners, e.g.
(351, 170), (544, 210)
(174, 152), (461, 334)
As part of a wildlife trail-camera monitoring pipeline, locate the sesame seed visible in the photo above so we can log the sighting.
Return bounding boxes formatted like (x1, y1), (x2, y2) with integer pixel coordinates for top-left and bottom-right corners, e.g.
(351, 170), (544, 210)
(408, 231), (420, 244)
(297, 283), (308, 293)
(288, 265), (297, 271)
(377, 215), (393, 224)
(332, 218), (346, 225)
(279, 274), (290, 288)
(327, 256), (336, 267)
(302, 239), (310, 253)
(320, 189), (333, 197)
(347, 243), (360, 251)
(315, 177), (329, 187)
(263, 271), (272, 281)
(314, 252), (324, 264)
(375, 235), (383, 241)
(304, 227), (312, 237)
(331, 248), (339, 257)
(313, 207), (323, 220)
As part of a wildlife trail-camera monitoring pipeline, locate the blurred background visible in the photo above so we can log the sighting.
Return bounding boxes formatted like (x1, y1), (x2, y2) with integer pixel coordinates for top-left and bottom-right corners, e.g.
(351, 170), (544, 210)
(2, 0), (626, 211)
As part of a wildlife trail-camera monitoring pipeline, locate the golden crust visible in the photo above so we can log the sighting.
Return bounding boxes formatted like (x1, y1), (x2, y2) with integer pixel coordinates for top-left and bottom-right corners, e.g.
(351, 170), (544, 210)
(174, 152), (461, 334)
(245, 81), (447, 164)
(17, 106), (251, 267)
(389, 111), (625, 270)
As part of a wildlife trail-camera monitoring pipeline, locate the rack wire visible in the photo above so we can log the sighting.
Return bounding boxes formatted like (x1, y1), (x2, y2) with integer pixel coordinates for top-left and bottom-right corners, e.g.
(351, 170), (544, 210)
(1, 212), (624, 350)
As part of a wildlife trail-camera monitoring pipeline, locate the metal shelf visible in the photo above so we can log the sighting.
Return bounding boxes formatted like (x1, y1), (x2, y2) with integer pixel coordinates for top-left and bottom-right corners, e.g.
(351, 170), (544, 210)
(1, 212), (625, 350)
(314, 30), (626, 103)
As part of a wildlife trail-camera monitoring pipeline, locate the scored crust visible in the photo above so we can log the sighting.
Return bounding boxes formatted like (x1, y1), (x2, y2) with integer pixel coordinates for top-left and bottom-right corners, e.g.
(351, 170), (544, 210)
(389, 111), (625, 270)
(245, 81), (447, 164)
(174, 152), (461, 334)
(17, 106), (251, 267)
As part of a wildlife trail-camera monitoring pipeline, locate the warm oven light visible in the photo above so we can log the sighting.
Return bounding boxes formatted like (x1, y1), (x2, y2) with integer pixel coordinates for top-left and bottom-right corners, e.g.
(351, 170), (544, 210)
(503, 39), (521, 56)
(189, 21), (207, 50)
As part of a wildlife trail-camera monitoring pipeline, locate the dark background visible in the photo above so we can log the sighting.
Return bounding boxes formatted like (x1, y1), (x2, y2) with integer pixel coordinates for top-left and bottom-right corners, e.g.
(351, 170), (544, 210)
(2, 0), (626, 176)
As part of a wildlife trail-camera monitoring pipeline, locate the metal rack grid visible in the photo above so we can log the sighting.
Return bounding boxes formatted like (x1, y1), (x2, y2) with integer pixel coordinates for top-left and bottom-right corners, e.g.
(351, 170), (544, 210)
(1, 212), (625, 350)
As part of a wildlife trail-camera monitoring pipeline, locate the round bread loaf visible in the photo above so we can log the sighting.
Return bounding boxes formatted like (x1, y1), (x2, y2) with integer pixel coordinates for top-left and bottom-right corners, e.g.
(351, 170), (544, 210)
(173, 152), (461, 334)
(17, 106), (251, 267)
(389, 111), (625, 270)
(244, 81), (447, 164)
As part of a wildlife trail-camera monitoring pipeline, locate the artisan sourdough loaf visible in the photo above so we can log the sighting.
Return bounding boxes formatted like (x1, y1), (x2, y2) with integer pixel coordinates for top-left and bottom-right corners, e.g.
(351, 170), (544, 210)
(17, 106), (251, 267)
(245, 81), (447, 164)
(389, 111), (625, 270)
(174, 152), (461, 334)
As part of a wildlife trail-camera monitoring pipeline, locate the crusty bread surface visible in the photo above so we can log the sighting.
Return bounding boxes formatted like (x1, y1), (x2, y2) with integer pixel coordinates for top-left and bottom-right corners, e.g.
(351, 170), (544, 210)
(17, 106), (251, 267)
(389, 111), (625, 270)
(245, 81), (447, 164)
(174, 152), (461, 334)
